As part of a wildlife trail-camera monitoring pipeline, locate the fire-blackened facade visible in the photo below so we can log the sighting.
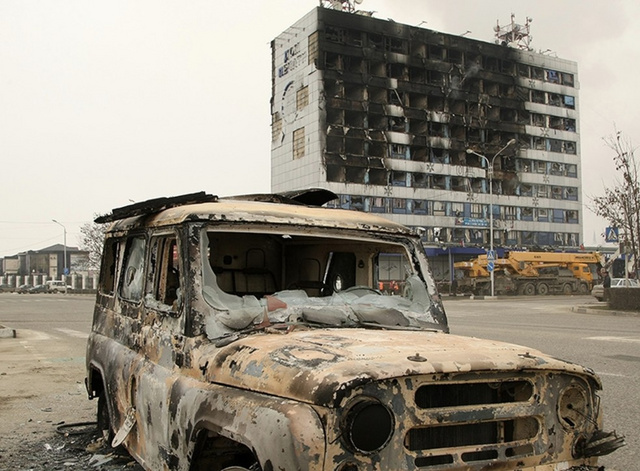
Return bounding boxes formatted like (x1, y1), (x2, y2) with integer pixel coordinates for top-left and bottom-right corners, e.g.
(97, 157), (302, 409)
(271, 7), (581, 253)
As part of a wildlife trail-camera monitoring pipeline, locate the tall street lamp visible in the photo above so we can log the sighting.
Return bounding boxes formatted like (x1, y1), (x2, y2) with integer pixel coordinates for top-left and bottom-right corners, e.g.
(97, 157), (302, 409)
(466, 139), (517, 297)
(52, 219), (67, 279)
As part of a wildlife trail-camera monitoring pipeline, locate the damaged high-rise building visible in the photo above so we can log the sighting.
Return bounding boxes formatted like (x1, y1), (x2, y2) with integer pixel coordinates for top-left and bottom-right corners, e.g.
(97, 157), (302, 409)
(270, 5), (581, 273)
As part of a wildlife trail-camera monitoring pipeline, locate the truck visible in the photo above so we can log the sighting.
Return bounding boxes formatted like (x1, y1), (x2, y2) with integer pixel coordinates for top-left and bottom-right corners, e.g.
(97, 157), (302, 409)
(454, 251), (603, 296)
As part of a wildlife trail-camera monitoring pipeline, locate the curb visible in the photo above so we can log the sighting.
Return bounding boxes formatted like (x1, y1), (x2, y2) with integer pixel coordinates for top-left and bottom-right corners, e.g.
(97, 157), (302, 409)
(572, 305), (640, 317)
(0, 324), (16, 339)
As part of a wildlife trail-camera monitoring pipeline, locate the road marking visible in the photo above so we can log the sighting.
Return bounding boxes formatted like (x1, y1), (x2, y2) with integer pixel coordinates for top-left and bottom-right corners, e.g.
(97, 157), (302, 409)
(586, 336), (640, 343)
(54, 328), (88, 339)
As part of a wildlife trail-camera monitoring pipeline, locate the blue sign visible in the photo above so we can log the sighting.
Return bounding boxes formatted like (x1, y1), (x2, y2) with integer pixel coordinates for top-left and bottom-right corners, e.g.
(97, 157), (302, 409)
(487, 261), (495, 273)
(487, 250), (496, 261)
(605, 227), (619, 243)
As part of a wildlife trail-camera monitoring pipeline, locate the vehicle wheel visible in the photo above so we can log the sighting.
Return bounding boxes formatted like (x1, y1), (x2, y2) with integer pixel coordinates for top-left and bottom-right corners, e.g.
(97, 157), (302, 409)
(537, 283), (549, 296)
(522, 283), (536, 296)
(562, 283), (573, 295)
(97, 392), (114, 444)
(578, 283), (589, 294)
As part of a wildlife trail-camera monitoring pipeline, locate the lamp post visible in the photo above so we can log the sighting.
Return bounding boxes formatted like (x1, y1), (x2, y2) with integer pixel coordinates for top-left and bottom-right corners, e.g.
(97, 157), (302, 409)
(52, 219), (67, 279)
(466, 139), (516, 297)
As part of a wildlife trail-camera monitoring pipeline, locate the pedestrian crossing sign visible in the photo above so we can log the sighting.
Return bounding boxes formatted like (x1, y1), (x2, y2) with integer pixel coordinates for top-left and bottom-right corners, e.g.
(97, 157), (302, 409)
(605, 227), (619, 243)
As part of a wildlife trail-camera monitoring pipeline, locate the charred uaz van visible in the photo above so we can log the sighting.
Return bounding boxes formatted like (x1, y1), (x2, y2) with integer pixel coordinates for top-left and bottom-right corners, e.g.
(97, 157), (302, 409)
(85, 190), (623, 471)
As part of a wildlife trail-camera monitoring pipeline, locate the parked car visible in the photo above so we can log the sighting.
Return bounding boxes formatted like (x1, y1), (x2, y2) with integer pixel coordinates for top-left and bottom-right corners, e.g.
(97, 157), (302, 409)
(592, 277), (640, 301)
(28, 284), (49, 294)
(0, 284), (15, 293)
(86, 191), (624, 471)
(16, 284), (33, 294)
(46, 280), (71, 293)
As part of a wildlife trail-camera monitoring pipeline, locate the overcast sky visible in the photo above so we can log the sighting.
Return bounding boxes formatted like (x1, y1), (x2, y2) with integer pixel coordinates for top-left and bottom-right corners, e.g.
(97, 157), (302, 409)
(1, 0), (637, 258)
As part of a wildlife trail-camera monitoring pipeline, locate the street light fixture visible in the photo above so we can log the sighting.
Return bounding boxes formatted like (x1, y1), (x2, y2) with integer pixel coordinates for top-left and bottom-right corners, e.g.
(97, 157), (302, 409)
(466, 139), (517, 297)
(52, 219), (67, 279)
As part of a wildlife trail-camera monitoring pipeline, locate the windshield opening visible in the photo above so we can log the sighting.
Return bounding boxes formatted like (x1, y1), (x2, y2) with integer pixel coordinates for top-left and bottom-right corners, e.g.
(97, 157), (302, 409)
(200, 229), (447, 339)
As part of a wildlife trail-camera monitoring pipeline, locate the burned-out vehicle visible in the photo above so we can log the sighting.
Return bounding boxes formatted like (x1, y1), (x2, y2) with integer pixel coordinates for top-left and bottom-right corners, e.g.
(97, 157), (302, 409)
(85, 190), (623, 471)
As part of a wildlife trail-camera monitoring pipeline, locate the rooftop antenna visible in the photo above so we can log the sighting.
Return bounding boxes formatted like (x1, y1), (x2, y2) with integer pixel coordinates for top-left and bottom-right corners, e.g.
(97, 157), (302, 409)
(320, 0), (370, 14)
(494, 14), (533, 50)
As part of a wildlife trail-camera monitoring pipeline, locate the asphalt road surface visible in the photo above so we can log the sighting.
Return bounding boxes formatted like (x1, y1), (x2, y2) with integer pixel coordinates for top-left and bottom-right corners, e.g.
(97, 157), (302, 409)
(0, 293), (636, 470)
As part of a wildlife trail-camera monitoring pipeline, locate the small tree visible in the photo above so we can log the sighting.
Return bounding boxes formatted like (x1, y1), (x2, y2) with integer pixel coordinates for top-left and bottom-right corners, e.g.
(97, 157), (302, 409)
(79, 216), (107, 272)
(591, 129), (640, 274)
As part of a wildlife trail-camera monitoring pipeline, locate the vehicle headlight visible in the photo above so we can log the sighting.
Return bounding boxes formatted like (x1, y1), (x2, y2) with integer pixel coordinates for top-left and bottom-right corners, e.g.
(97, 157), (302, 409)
(558, 383), (589, 430)
(342, 397), (394, 454)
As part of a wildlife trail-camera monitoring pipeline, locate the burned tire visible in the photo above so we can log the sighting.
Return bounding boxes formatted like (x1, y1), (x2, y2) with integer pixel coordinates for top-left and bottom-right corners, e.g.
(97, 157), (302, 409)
(537, 283), (549, 296)
(562, 283), (573, 295)
(521, 283), (536, 296)
(97, 392), (114, 444)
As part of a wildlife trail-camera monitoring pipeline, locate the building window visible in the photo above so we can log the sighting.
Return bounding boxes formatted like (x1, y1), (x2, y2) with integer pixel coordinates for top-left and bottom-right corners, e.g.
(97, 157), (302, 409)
(293, 127), (305, 159)
(296, 86), (309, 110)
(120, 236), (146, 303)
(308, 32), (319, 65)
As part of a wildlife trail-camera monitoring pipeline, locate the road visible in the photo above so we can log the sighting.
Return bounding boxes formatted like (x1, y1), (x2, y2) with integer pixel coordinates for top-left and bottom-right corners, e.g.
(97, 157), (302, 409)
(0, 293), (636, 470)
(443, 294), (639, 470)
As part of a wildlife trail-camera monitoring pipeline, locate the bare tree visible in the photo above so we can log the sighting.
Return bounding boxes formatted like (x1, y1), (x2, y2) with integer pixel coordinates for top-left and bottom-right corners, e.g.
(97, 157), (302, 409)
(79, 216), (107, 272)
(591, 129), (640, 274)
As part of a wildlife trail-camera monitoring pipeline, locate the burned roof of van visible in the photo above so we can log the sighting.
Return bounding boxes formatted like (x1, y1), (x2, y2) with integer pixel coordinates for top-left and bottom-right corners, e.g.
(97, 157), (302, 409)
(95, 189), (414, 236)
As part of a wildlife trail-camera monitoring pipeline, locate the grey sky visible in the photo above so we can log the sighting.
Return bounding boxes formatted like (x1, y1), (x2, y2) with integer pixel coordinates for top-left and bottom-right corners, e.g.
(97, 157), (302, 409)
(1, 0), (636, 257)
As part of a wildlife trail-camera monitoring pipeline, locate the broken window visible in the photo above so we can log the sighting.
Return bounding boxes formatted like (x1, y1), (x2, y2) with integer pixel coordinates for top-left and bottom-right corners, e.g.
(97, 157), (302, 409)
(388, 116), (406, 132)
(531, 113), (546, 127)
(546, 70), (560, 83)
(428, 44), (445, 60)
(522, 207), (534, 221)
(413, 199), (429, 214)
(531, 90), (545, 104)
(428, 70), (444, 86)
(565, 118), (576, 132)
(296, 86), (309, 111)
(531, 67), (544, 81)
(391, 171), (408, 187)
(148, 236), (181, 311)
(345, 83), (364, 101)
(549, 116), (563, 130)
(432, 175), (448, 190)
(371, 196), (387, 213)
(433, 201), (447, 215)
(561, 73), (574, 87)
(392, 198), (407, 214)
(390, 144), (408, 159)
(326, 164), (346, 182)
(345, 56), (363, 74)
(564, 187), (578, 201)
(451, 177), (466, 192)
(548, 93), (562, 107)
(566, 210), (578, 223)
(563, 141), (577, 154)
(369, 61), (386, 77)
(537, 208), (549, 222)
(551, 186), (563, 199)
(346, 166), (367, 183)
(532, 137), (546, 151)
(99, 238), (119, 296)
(519, 184), (533, 197)
(325, 52), (342, 70)
(517, 63), (530, 77)
(537, 185), (549, 198)
(345, 110), (365, 128)
(567, 164), (577, 178)
(308, 32), (319, 65)
(549, 139), (563, 153)
(293, 127), (305, 159)
(271, 113), (283, 142)
(367, 168), (388, 185)
(120, 236), (146, 303)
(387, 63), (407, 80)
(368, 86), (387, 103)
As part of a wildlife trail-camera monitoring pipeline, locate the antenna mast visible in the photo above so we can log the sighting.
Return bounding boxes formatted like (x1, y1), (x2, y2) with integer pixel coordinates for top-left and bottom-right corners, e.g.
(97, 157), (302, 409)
(494, 14), (533, 50)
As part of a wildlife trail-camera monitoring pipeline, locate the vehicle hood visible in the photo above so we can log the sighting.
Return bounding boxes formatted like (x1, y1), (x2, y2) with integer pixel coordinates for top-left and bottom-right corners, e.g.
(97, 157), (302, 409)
(199, 329), (599, 407)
